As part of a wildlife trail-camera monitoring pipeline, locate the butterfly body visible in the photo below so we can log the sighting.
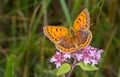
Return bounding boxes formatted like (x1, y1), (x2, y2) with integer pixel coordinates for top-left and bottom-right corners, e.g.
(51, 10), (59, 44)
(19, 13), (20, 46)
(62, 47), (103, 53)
(43, 8), (92, 52)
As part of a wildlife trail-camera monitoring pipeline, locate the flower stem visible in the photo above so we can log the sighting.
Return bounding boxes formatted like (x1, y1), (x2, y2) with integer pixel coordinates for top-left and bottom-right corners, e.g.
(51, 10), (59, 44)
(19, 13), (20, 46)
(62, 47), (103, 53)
(67, 57), (77, 77)
(67, 64), (75, 77)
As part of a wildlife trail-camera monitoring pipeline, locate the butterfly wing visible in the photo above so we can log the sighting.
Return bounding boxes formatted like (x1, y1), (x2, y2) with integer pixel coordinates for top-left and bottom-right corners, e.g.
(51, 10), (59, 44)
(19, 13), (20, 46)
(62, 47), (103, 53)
(76, 30), (92, 49)
(55, 30), (92, 52)
(73, 8), (90, 31)
(43, 26), (78, 52)
(56, 35), (78, 52)
(43, 26), (69, 44)
(73, 8), (92, 50)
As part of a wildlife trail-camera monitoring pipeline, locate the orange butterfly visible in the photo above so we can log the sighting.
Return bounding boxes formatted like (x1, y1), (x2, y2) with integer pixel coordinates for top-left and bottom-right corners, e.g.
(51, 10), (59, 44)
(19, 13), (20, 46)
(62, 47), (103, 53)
(43, 8), (92, 53)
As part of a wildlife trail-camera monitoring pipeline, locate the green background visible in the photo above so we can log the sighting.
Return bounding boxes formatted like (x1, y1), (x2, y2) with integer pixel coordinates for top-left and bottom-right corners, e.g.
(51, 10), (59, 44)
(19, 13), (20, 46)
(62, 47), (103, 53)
(0, 0), (120, 77)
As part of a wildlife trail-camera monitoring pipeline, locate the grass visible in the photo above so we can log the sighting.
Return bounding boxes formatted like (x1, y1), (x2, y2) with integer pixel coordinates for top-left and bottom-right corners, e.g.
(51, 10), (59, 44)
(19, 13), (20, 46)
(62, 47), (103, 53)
(0, 0), (120, 77)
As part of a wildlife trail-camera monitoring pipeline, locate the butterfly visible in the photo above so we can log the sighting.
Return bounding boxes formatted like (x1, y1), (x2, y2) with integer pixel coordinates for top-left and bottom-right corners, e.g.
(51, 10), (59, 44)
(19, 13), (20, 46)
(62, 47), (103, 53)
(43, 8), (92, 53)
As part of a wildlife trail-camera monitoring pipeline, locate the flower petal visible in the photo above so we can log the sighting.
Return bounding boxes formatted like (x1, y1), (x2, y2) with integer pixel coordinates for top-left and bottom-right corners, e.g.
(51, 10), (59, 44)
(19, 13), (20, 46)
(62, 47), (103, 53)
(50, 57), (57, 62)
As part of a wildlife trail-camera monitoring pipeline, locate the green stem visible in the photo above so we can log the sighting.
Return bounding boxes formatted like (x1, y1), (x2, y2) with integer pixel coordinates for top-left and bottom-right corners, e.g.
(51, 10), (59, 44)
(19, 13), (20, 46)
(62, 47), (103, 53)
(67, 57), (77, 77)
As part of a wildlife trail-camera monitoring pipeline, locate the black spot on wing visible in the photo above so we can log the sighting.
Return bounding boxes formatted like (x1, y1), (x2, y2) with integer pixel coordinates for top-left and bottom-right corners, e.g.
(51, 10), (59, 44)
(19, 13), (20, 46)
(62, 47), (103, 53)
(56, 28), (58, 32)
(78, 18), (81, 21)
(60, 29), (62, 31)
(53, 33), (56, 36)
(55, 38), (57, 41)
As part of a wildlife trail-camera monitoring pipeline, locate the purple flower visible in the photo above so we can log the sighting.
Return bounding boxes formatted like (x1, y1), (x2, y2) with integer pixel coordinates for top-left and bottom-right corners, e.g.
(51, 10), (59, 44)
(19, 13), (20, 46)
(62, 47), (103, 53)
(83, 57), (91, 65)
(55, 61), (61, 68)
(50, 57), (57, 62)
(76, 53), (83, 61)
(50, 46), (104, 68)
(96, 49), (104, 60)
(63, 52), (71, 59)
(76, 46), (104, 66)
(49, 51), (68, 68)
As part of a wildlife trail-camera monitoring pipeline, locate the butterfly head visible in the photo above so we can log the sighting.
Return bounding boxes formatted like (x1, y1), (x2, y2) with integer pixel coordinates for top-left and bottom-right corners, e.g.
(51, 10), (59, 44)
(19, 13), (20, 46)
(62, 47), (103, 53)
(69, 27), (76, 37)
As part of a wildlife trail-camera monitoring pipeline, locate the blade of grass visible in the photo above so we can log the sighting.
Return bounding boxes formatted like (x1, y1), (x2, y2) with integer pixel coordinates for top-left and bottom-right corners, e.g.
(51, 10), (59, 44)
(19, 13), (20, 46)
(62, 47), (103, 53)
(4, 54), (16, 77)
(32, 0), (51, 34)
(21, 0), (28, 16)
(71, 0), (82, 21)
(39, 0), (47, 68)
(11, 17), (17, 50)
(90, 0), (102, 14)
(71, 0), (82, 15)
(60, 0), (72, 26)
(93, 0), (104, 34)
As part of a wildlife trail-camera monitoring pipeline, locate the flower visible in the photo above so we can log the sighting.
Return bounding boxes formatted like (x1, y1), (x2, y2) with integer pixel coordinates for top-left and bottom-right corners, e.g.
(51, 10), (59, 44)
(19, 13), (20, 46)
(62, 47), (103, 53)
(63, 52), (71, 59)
(75, 53), (83, 61)
(49, 51), (70, 68)
(50, 46), (104, 68)
(75, 46), (104, 66)
(50, 51), (62, 68)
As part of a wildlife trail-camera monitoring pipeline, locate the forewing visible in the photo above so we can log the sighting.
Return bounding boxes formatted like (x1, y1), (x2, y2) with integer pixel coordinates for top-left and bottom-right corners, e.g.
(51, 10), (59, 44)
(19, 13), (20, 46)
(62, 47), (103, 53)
(43, 26), (68, 44)
(73, 8), (90, 31)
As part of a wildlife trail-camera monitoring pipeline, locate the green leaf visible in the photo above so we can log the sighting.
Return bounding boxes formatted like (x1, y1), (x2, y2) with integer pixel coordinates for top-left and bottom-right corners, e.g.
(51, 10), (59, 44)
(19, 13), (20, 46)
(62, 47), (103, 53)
(49, 69), (58, 75)
(4, 54), (16, 77)
(79, 62), (98, 71)
(56, 63), (71, 76)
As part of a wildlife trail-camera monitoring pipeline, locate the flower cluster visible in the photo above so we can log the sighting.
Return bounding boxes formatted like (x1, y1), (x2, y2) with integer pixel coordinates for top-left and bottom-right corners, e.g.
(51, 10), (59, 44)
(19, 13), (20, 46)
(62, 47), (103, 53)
(75, 46), (104, 66)
(50, 51), (71, 68)
(50, 46), (104, 68)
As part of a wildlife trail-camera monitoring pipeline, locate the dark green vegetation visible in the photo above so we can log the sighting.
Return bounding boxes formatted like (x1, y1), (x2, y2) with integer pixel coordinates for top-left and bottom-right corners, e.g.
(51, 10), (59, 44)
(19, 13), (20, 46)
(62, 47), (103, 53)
(0, 0), (120, 77)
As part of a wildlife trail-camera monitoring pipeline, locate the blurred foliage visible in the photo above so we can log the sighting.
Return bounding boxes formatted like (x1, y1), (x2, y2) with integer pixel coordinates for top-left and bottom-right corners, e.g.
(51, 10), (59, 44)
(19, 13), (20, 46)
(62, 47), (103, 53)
(0, 0), (120, 77)
(4, 54), (15, 77)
